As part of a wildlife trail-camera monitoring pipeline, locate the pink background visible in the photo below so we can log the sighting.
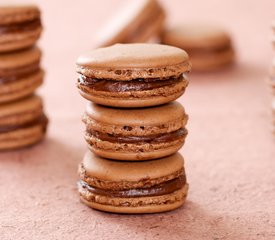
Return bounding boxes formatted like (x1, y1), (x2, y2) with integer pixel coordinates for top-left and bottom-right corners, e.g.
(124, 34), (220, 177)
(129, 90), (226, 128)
(1, 0), (275, 239)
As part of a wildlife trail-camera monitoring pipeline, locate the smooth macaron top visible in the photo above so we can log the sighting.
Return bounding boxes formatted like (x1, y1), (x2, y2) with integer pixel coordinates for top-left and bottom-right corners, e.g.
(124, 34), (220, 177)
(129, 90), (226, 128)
(162, 23), (231, 49)
(85, 101), (186, 126)
(0, 4), (40, 25)
(76, 43), (191, 80)
(81, 151), (184, 182)
(0, 95), (42, 126)
(0, 47), (41, 71)
(95, 0), (164, 47)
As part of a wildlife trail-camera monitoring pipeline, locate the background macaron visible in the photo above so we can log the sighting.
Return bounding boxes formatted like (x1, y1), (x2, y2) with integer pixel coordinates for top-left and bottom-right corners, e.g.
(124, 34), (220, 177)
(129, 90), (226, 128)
(0, 4), (42, 53)
(0, 95), (48, 150)
(76, 43), (191, 108)
(161, 23), (234, 71)
(94, 0), (165, 48)
(83, 101), (188, 161)
(0, 47), (43, 103)
(78, 151), (188, 214)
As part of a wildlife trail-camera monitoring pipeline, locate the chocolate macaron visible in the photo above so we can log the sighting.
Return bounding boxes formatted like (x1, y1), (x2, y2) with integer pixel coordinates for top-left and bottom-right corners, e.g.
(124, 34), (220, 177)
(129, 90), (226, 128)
(0, 46), (43, 103)
(94, 0), (165, 48)
(78, 151), (188, 214)
(83, 102), (188, 161)
(0, 4), (42, 52)
(161, 24), (234, 71)
(0, 95), (48, 150)
(77, 43), (191, 108)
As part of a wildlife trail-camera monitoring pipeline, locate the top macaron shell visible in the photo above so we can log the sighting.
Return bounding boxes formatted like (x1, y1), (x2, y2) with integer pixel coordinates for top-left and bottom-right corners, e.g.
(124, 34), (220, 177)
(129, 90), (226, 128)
(77, 43), (191, 80)
(84, 101), (187, 131)
(94, 0), (165, 48)
(76, 44), (191, 108)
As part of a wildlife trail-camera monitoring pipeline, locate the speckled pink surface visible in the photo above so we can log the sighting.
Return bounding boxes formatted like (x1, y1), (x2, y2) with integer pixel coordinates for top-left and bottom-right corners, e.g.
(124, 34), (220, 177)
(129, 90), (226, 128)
(1, 0), (275, 239)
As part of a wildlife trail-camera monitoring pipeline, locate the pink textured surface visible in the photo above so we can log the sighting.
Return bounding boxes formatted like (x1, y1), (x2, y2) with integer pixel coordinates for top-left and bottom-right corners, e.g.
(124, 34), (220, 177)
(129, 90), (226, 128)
(1, 0), (275, 239)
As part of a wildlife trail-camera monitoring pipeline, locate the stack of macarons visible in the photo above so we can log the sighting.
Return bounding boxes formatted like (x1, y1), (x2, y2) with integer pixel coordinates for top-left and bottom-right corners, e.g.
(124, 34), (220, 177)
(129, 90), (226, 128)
(76, 43), (191, 214)
(0, 4), (48, 150)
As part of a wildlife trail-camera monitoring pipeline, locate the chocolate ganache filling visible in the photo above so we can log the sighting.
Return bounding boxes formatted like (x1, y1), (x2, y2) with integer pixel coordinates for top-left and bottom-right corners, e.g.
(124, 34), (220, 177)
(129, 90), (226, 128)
(79, 174), (186, 198)
(0, 114), (48, 133)
(88, 128), (188, 144)
(78, 74), (184, 92)
(0, 18), (41, 34)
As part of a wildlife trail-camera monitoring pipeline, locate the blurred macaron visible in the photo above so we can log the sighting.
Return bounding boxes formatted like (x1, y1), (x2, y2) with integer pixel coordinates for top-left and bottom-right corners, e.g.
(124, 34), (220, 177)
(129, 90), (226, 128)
(94, 0), (165, 48)
(161, 23), (235, 71)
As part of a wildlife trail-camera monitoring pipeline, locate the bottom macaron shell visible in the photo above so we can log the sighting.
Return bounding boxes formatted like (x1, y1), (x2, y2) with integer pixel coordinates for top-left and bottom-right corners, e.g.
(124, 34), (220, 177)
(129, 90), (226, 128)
(78, 80), (187, 108)
(0, 123), (46, 150)
(0, 70), (43, 103)
(79, 184), (188, 214)
(191, 48), (234, 71)
(87, 139), (185, 161)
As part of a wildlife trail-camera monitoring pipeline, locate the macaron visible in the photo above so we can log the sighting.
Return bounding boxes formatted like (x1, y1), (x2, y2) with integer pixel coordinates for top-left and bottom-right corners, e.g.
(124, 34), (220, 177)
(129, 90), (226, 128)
(94, 0), (165, 48)
(83, 101), (188, 161)
(161, 23), (234, 71)
(0, 46), (43, 104)
(76, 43), (191, 108)
(0, 4), (42, 52)
(0, 95), (48, 150)
(78, 151), (188, 214)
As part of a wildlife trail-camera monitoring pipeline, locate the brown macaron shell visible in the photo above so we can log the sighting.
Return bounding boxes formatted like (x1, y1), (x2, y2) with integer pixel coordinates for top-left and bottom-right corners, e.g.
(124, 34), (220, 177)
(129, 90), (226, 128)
(0, 95), (48, 150)
(161, 24), (234, 71)
(83, 102), (188, 161)
(77, 43), (191, 108)
(0, 47), (43, 103)
(0, 5), (42, 52)
(94, 0), (165, 48)
(78, 152), (188, 214)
